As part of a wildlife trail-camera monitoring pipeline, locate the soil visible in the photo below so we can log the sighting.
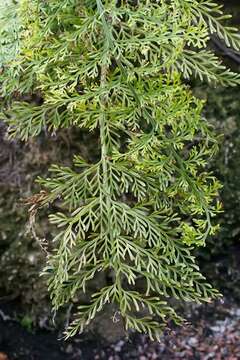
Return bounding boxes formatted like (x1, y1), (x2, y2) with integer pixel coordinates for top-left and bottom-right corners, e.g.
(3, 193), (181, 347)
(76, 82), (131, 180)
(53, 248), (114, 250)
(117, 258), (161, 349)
(0, 301), (97, 360)
(0, 298), (240, 360)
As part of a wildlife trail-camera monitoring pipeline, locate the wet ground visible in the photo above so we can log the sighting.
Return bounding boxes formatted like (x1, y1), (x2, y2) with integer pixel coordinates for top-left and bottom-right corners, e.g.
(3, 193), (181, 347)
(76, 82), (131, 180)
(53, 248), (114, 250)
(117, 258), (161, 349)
(0, 298), (239, 360)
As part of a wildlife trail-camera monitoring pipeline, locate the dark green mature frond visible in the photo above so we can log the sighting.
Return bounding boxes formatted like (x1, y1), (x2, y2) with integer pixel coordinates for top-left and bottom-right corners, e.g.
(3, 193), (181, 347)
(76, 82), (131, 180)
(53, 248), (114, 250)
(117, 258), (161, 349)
(1, 0), (239, 340)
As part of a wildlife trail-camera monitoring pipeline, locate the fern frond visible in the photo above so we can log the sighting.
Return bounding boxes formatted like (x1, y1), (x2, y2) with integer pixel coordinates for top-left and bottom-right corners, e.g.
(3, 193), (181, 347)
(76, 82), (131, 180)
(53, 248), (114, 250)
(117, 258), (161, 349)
(2, 0), (237, 340)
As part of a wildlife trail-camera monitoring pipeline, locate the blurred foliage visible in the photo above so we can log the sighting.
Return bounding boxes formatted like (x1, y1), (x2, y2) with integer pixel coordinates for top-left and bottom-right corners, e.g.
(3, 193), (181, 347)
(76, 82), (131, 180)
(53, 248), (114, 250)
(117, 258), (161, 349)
(194, 85), (240, 299)
(192, 85), (240, 252)
(190, 0), (240, 298)
(207, 87), (240, 251)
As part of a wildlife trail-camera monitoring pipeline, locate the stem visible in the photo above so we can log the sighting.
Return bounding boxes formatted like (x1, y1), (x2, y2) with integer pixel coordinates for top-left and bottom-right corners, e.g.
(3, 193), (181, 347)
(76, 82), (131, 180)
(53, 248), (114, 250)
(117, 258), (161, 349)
(99, 63), (111, 251)
(96, 0), (123, 293)
(99, 65), (108, 163)
(96, 0), (111, 191)
(99, 64), (111, 208)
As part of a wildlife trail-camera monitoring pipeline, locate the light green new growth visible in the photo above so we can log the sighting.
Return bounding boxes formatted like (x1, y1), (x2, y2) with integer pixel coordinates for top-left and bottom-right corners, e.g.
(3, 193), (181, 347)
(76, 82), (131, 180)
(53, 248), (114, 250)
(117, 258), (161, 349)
(0, 0), (20, 66)
(1, 0), (240, 340)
